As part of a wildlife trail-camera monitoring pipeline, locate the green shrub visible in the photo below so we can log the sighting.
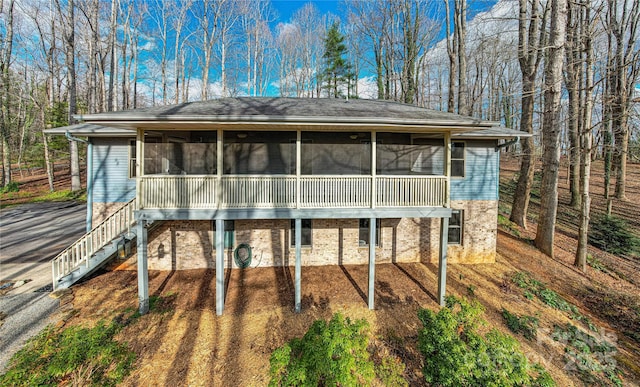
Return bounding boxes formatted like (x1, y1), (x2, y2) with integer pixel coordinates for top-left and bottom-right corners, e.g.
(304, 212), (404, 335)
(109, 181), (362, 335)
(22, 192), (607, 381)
(377, 357), (408, 387)
(502, 308), (539, 340)
(0, 181), (19, 194)
(552, 323), (621, 386)
(0, 321), (135, 386)
(417, 296), (554, 387)
(589, 215), (640, 256)
(498, 214), (521, 237)
(511, 271), (597, 331)
(268, 313), (379, 386)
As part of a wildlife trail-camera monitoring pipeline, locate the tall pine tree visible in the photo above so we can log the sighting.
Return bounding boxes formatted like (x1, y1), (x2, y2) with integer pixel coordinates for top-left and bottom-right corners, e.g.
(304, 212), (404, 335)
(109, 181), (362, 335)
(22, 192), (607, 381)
(320, 22), (354, 98)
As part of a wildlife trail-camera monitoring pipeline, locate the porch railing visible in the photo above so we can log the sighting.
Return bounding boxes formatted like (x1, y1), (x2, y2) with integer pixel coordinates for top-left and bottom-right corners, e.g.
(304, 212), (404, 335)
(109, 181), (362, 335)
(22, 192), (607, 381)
(139, 175), (447, 209)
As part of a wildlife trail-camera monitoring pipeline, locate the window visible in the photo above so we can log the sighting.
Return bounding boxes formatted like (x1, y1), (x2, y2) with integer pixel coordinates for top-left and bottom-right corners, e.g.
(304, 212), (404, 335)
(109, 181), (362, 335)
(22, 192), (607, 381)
(290, 219), (312, 247)
(213, 220), (235, 249)
(359, 219), (381, 247)
(451, 141), (465, 177)
(128, 140), (136, 178)
(448, 210), (463, 245)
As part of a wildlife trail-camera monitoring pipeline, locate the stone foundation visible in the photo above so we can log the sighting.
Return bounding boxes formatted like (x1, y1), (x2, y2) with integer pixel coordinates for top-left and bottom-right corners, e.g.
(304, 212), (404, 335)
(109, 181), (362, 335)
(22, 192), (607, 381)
(427, 200), (498, 264)
(113, 200), (497, 271)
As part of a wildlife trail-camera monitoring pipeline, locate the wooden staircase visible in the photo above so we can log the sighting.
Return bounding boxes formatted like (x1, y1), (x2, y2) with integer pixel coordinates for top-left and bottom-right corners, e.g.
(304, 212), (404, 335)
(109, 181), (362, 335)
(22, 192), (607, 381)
(51, 198), (138, 290)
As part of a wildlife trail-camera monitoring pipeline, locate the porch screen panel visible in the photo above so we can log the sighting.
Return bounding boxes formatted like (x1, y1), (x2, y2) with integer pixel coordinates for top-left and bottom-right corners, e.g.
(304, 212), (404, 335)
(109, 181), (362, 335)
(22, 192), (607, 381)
(143, 132), (217, 175)
(376, 133), (444, 175)
(300, 132), (371, 175)
(143, 138), (162, 175)
(223, 131), (295, 174)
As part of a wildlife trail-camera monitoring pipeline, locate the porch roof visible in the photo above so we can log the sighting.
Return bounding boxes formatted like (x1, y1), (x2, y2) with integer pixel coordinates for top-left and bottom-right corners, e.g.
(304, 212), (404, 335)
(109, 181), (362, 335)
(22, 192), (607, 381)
(46, 97), (527, 137)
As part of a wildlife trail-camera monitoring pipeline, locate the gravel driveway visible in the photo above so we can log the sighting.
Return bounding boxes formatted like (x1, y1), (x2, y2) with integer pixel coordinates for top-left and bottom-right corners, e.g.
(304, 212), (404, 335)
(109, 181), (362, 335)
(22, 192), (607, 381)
(0, 201), (86, 372)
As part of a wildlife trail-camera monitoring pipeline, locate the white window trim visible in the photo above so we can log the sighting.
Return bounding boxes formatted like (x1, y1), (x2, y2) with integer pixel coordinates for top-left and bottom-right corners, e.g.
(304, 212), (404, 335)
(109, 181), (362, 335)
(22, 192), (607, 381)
(448, 209), (463, 245)
(451, 141), (466, 179)
(290, 219), (313, 248)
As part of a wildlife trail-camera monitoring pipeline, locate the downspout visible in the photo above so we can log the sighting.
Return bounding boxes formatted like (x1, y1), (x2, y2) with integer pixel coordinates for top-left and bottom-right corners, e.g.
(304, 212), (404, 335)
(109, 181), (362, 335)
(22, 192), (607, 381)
(66, 131), (92, 232)
(495, 137), (519, 152)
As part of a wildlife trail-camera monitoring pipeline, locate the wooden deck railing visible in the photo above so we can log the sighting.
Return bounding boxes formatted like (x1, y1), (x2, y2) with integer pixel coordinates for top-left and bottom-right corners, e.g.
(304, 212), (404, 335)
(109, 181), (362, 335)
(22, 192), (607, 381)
(376, 176), (447, 207)
(139, 175), (447, 209)
(51, 198), (137, 288)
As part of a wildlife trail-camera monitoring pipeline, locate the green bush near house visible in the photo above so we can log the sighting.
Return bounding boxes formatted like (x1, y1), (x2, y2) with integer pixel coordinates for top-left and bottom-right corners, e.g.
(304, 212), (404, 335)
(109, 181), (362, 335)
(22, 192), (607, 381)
(417, 296), (554, 387)
(268, 313), (406, 386)
(0, 320), (135, 387)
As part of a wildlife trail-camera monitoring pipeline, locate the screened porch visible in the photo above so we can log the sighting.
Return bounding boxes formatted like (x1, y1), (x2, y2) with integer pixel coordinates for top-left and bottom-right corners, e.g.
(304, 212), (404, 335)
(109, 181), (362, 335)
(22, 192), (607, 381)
(134, 130), (455, 210)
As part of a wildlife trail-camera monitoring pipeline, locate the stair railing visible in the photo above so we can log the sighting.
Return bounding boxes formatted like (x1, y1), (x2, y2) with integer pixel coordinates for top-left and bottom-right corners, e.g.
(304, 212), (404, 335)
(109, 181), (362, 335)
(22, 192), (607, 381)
(51, 198), (137, 289)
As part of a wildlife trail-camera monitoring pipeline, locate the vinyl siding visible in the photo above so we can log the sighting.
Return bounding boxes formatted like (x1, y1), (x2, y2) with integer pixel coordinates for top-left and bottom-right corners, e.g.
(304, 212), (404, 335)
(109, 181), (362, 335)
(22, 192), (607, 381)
(91, 138), (136, 203)
(450, 140), (499, 201)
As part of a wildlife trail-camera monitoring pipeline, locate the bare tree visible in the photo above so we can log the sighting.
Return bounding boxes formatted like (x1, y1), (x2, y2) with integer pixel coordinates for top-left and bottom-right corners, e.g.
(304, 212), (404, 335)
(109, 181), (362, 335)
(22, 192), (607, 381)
(216, 0), (239, 98)
(444, 0), (457, 112)
(565, 0), (582, 207)
(239, 0), (275, 97)
(171, 0), (192, 103)
(107, 0), (117, 110)
(347, 0), (391, 99)
(192, 0), (222, 100)
(535, 0), (567, 257)
(55, 0), (81, 192)
(606, 0), (640, 200)
(510, 0), (549, 229)
(575, 0), (596, 271)
(1, 0), (15, 187)
(455, 0), (469, 115)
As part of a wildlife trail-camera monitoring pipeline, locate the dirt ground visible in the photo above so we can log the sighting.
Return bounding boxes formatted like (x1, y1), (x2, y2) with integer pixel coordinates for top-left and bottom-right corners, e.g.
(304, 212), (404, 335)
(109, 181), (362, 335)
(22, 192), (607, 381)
(6, 159), (640, 386)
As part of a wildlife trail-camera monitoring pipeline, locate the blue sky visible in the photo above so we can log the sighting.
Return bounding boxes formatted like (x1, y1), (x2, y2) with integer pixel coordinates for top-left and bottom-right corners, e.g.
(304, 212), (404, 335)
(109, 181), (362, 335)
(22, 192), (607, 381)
(272, 0), (342, 21)
(271, 0), (499, 24)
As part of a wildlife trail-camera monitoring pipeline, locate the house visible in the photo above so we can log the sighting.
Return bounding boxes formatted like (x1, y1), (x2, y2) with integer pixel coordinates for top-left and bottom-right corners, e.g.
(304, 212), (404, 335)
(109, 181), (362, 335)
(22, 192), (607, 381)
(46, 97), (522, 316)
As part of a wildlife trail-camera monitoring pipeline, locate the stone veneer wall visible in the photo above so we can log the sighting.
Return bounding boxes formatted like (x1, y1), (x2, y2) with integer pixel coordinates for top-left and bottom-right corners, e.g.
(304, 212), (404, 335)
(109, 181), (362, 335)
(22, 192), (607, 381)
(426, 200), (498, 264)
(113, 200), (497, 271)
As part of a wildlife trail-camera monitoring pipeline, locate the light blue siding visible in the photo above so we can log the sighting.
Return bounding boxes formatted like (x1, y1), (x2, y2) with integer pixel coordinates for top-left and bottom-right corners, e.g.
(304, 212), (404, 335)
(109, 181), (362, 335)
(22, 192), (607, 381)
(91, 138), (136, 203)
(450, 140), (499, 201)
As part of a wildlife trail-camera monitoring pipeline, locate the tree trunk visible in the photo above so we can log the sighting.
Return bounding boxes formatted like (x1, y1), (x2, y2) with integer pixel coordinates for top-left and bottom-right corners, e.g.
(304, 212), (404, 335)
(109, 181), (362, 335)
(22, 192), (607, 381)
(445, 0), (457, 112)
(535, 0), (567, 258)
(565, 3), (581, 208)
(1, 0), (15, 187)
(56, 0), (81, 191)
(455, 0), (469, 115)
(575, 0), (594, 270)
(510, 76), (536, 229)
(107, 0), (117, 111)
(510, 0), (548, 229)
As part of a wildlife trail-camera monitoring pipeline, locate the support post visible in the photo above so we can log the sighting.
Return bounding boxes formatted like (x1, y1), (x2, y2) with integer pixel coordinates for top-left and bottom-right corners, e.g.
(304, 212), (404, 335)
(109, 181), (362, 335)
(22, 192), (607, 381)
(136, 128), (144, 208)
(371, 131), (376, 208)
(86, 140), (93, 232)
(216, 129), (223, 208)
(438, 217), (449, 306)
(137, 219), (149, 315)
(444, 132), (451, 207)
(368, 217), (376, 309)
(296, 131), (301, 209)
(216, 218), (225, 315)
(294, 218), (302, 312)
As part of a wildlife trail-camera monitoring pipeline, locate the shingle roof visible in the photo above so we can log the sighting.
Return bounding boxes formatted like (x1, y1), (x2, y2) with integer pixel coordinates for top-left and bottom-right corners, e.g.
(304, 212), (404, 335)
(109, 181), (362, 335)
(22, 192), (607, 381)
(74, 97), (492, 127)
(46, 98), (528, 138)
